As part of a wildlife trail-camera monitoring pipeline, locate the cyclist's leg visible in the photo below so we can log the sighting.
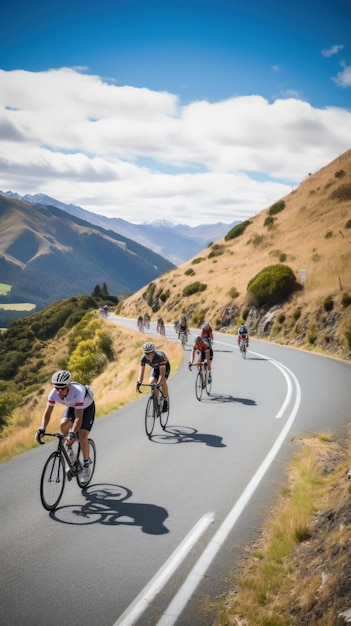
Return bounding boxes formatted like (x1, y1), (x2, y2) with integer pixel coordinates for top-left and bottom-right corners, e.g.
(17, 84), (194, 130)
(79, 403), (95, 462)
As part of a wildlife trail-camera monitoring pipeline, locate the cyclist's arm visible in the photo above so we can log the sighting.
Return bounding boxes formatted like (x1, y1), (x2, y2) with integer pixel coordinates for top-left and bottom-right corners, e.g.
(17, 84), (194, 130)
(137, 363), (145, 384)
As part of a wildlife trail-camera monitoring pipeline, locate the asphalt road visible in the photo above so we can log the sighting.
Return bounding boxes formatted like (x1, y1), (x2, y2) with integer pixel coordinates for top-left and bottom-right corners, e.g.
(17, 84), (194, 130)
(1, 317), (350, 626)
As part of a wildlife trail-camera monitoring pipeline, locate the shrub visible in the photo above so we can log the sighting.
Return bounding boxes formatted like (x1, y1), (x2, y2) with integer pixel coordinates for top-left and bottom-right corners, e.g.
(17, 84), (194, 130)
(184, 268), (195, 276)
(323, 296), (334, 312)
(192, 309), (206, 326)
(0, 392), (21, 430)
(345, 219), (351, 229)
(268, 200), (285, 216)
(277, 313), (286, 324)
(224, 220), (252, 241)
(228, 287), (239, 299)
(330, 184), (351, 201)
(325, 231), (333, 239)
(242, 307), (250, 321)
(264, 216), (276, 228)
(142, 282), (156, 306)
(335, 169), (345, 178)
(247, 264), (297, 307)
(191, 257), (204, 265)
(183, 282), (207, 297)
(341, 293), (351, 307)
(293, 308), (301, 321)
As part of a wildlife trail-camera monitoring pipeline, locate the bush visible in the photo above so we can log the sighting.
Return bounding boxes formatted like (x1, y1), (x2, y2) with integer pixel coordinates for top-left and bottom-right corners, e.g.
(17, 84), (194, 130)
(191, 257), (204, 265)
(345, 219), (351, 229)
(184, 268), (195, 276)
(183, 282), (207, 297)
(142, 282), (156, 306)
(323, 296), (334, 312)
(264, 216), (276, 228)
(228, 287), (239, 299)
(247, 264), (297, 307)
(224, 220), (252, 241)
(330, 184), (351, 201)
(268, 200), (286, 216)
(335, 169), (345, 178)
(341, 293), (351, 307)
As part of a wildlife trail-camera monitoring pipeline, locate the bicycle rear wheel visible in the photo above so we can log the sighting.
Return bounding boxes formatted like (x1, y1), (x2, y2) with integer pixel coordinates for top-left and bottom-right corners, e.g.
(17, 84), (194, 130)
(160, 395), (170, 429)
(195, 371), (203, 401)
(145, 396), (156, 437)
(40, 451), (66, 511)
(76, 438), (96, 488)
(180, 332), (186, 349)
(240, 340), (247, 359)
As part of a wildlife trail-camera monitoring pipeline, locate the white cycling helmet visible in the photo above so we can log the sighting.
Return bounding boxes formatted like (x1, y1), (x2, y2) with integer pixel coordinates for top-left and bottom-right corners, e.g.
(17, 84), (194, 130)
(51, 370), (72, 388)
(143, 342), (155, 354)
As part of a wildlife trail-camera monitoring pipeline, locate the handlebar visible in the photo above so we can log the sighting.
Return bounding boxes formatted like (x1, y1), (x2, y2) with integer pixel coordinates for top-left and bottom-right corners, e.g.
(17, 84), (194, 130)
(37, 432), (65, 444)
(136, 383), (162, 394)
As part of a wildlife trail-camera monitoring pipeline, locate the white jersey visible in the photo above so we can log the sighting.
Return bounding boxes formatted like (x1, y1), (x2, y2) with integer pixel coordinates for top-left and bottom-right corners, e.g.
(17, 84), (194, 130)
(48, 382), (94, 409)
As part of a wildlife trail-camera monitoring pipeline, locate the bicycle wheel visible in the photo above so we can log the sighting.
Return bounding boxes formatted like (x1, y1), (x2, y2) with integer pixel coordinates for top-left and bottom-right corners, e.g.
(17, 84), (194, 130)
(180, 332), (186, 349)
(145, 396), (156, 437)
(240, 340), (247, 359)
(160, 395), (170, 429)
(195, 371), (203, 401)
(206, 371), (212, 395)
(40, 451), (66, 511)
(77, 438), (96, 488)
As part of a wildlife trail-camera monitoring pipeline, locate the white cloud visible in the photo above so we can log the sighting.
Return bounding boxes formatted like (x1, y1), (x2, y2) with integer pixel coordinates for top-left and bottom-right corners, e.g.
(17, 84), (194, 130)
(332, 62), (351, 88)
(1, 67), (351, 226)
(321, 44), (344, 57)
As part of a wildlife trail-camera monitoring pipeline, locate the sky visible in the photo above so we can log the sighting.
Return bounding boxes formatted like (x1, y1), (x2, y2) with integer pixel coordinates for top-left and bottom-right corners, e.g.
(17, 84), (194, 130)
(0, 0), (351, 226)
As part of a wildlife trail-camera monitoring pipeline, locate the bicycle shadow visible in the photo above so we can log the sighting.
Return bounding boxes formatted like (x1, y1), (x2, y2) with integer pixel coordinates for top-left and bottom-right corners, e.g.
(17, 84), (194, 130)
(204, 393), (257, 405)
(49, 483), (169, 534)
(150, 425), (226, 448)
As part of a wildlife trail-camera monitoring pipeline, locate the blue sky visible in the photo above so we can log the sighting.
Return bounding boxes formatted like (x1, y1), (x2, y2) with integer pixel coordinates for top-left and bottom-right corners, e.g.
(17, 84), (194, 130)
(1, 0), (350, 225)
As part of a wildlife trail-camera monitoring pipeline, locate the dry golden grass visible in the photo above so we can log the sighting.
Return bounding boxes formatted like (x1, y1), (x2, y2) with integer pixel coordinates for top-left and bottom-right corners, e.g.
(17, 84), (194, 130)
(120, 150), (351, 337)
(0, 318), (183, 462)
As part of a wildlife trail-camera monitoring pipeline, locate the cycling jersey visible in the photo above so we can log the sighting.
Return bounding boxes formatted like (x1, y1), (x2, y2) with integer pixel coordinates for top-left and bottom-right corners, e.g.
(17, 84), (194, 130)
(48, 382), (94, 409)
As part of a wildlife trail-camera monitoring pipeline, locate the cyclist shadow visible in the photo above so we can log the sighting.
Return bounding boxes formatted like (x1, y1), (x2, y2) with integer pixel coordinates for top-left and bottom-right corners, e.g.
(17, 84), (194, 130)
(152, 426), (226, 448)
(50, 483), (169, 534)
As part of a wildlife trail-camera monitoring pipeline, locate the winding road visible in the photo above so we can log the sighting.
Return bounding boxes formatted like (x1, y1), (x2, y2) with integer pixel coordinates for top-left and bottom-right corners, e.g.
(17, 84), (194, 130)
(1, 316), (350, 626)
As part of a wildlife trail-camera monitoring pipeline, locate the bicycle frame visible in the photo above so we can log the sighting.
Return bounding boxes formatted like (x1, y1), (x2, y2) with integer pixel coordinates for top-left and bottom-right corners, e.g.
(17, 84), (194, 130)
(189, 361), (212, 401)
(137, 383), (169, 437)
(39, 433), (96, 510)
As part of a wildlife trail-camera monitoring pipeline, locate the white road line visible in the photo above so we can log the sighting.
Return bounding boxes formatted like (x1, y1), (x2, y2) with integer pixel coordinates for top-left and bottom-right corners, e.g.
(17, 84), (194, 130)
(157, 361), (301, 625)
(113, 512), (215, 626)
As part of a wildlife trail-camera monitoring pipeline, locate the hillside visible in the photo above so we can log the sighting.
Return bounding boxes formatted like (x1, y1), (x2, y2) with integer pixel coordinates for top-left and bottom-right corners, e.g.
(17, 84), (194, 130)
(119, 149), (351, 359)
(0, 195), (174, 310)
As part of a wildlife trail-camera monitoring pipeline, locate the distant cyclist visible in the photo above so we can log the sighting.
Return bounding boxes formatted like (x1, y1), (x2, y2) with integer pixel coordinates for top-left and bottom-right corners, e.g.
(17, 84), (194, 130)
(200, 321), (214, 346)
(136, 342), (170, 412)
(144, 312), (150, 328)
(157, 316), (165, 335)
(178, 315), (189, 343)
(237, 323), (249, 348)
(189, 336), (213, 382)
(35, 370), (95, 482)
(137, 314), (144, 331)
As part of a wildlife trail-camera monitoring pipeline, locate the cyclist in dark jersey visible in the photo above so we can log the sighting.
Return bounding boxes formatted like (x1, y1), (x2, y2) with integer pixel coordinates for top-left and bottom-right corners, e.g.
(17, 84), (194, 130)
(136, 342), (170, 411)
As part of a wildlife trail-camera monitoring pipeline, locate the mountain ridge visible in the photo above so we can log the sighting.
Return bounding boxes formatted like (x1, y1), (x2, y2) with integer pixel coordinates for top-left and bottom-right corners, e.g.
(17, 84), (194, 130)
(0, 190), (238, 265)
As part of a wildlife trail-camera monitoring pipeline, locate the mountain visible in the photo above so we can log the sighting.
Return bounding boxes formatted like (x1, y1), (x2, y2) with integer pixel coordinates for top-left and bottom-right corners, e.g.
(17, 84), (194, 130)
(0, 195), (174, 309)
(119, 149), (351, 358)
(1, 191), (238, 265)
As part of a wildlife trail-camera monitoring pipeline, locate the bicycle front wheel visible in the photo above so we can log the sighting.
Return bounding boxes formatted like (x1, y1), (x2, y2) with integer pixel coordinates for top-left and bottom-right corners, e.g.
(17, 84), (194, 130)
(40, 451), (66, 511)
(160, 396), (170, 429)
(241, 340), (247, 359)
(145, 396), (156, 437)
(77, 438), (96, 488)
(195, 372), (203, 401)
(206, 372), (212, 395)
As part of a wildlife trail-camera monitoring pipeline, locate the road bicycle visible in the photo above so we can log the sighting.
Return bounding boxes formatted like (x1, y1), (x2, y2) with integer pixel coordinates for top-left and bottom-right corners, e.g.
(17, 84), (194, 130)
(239, 337), (248, 359)
(179, 331), (187, 349)
(137, 383), (170, 437)
(137, 319), (144, 332)
(188, 361), (212, 400)
(39, 433), (96, 511)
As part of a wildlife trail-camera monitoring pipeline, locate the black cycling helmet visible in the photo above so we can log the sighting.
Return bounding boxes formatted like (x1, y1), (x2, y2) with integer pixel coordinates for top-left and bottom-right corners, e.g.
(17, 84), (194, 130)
(195, 336), (203, 344)
(143, 342), (155, 354)
(51, 370), (72, 388)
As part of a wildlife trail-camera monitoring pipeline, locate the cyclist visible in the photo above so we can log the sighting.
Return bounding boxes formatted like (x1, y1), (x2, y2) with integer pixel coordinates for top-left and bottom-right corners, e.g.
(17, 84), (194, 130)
(189, 336), (213, 382)
(137, 314), (144, 331)
(144, 312), (150, 328)
(35, 370), (95, 481)
(103, 304), (108, 318)
(200, 321), (214, 347)
(174, 318), (179, 332)
(238, 323), (249, 349)
(136, 342), (170, 412)
(157, 316), (165, 335)
(178, 315), (189, 343)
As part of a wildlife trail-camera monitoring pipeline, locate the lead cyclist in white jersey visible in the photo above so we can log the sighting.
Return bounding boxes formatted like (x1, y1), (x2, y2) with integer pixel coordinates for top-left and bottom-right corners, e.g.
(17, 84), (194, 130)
(35, 370), (95, 481)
